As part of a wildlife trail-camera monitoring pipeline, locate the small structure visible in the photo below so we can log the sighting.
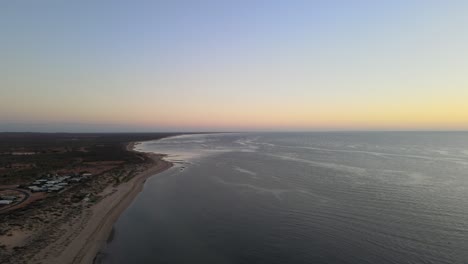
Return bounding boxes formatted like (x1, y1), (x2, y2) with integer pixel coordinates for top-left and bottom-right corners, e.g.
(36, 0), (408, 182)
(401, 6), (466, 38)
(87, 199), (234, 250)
(0, 200), (13, 205)
(0, 195), (17, 201)
(28, 186), (45, 192)
(70, 178), (82, 183)
(59, 176), (71, 181)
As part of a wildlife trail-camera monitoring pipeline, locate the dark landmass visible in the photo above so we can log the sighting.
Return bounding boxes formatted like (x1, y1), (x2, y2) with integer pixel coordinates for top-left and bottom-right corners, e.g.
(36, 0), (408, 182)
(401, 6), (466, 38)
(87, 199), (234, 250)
(0, 133), (181, 184)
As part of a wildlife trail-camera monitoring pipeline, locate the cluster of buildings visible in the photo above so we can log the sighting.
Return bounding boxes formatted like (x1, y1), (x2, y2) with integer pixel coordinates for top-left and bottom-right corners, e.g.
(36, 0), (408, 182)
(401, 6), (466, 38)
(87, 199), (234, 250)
(27, 173), (92, 193)
(0, 172), (93, 208)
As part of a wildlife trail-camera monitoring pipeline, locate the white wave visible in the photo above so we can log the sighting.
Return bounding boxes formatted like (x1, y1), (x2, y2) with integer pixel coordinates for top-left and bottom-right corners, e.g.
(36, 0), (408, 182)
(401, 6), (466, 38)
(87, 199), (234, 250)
(234, 166), (257, 176)
(269, 154), (367, 176)
(257, 142), (276, 147)
(431, 149), (450, 156)
(278, 144), (468, 164)
(215, 176), (287, 201)
(374, 169), (428, 185)
(215, 176), (330, 203)
(235, 138), (260, 150)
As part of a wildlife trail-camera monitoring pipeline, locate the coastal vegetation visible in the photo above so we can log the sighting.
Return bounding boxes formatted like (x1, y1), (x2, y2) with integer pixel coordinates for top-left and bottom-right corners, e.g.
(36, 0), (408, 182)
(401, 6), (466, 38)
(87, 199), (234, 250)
(0, 133), (177, 263)
(0, 133), (177, 184)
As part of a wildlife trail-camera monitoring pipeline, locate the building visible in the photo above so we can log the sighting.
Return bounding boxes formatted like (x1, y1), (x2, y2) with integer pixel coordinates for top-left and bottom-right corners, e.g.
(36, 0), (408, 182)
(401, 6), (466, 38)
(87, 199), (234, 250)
(0, 195), (17, 200)
(28, 186), (45, 192)
(0, 200), (13, 205)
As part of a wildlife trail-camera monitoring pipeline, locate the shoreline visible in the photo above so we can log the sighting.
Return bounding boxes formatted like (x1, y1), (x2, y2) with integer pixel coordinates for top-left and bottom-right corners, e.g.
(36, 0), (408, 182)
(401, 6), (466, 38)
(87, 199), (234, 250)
(32, 141), (173, 264)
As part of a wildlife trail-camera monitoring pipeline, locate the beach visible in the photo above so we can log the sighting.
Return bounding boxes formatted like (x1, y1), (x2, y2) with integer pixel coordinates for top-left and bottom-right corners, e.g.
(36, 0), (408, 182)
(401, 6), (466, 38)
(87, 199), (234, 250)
(5, 142), (172, 264)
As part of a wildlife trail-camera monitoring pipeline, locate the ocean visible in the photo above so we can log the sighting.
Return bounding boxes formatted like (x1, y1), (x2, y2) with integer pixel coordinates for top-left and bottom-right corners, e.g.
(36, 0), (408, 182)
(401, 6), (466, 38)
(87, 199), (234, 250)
(98, 132), (468, 264)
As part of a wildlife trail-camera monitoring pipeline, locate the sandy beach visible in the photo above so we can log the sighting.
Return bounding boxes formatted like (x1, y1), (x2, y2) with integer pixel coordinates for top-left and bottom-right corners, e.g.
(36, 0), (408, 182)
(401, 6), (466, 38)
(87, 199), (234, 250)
(28, 142), (172, 264)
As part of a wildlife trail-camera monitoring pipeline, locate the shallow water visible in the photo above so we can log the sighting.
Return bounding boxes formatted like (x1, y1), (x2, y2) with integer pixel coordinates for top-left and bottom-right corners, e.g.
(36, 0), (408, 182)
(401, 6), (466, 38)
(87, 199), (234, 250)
(99, 132), (468, 264)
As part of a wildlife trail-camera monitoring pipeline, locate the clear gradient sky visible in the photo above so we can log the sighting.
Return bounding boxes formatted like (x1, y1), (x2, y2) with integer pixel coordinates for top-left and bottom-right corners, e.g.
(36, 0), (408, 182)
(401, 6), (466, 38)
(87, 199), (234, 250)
(1, 1), (468, 132)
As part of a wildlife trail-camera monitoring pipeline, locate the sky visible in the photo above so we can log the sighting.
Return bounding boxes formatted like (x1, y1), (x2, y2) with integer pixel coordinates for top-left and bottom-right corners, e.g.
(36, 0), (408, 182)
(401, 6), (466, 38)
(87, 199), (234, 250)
(1, 0), (468, 132)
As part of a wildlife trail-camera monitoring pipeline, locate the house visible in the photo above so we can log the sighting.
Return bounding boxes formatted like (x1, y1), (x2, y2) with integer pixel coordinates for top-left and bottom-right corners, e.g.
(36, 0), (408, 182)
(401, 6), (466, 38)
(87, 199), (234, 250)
(0, 200), (13, 205)
(0, 195), (17, 201)
(28, 186), (45, 192)
(69, 178), (82, 183)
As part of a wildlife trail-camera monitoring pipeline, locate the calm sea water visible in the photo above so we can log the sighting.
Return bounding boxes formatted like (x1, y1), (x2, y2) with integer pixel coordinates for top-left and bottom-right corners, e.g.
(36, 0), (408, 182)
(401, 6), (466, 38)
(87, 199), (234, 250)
(98, 132), (468, 264)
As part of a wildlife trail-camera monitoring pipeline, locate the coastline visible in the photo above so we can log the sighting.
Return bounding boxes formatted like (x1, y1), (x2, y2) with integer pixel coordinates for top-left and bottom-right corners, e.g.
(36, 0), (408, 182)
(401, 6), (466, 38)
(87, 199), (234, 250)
(31, 141), (173, 264)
